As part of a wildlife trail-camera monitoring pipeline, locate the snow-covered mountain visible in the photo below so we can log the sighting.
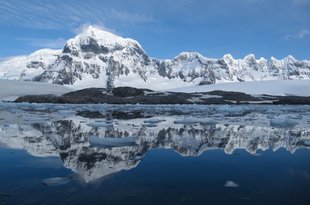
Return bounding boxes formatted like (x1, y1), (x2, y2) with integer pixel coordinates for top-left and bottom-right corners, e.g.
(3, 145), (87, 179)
(1, 25), (310, 90)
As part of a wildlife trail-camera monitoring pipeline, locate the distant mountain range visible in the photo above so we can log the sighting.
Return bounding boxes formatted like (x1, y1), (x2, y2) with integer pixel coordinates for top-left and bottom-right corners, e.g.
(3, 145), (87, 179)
(1, 25), (310, 90)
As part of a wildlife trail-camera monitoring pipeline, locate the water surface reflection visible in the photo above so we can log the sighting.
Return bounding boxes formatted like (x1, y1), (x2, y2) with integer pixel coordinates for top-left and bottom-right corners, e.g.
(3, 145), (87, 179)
(0, 104), (309, 204)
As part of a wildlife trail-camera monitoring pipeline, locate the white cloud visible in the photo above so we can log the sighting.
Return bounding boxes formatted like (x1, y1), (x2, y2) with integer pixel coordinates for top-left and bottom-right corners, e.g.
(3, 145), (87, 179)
(0, 0), (155, 30)
(73, 24), (117, 35)
(293, 0), (310, 5)
(284, 29), (310, 40)
(297, 30), (310, 38)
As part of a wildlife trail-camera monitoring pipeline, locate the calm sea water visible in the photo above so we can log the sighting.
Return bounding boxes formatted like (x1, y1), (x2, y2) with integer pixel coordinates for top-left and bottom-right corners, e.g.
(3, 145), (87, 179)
(0, 103), (309, 205)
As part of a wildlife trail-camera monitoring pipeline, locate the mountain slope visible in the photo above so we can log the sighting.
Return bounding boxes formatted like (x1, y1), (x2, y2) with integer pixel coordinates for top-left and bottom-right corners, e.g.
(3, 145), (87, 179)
(0, 79), (72, 101)
(170, 80), (310, 96)
(0, 49), (61, 81)
(0, 26), (310, 90)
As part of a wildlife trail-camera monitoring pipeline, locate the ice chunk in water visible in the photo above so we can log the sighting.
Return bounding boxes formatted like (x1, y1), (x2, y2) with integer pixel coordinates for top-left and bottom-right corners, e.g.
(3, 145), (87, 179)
(42, 177), (71, 186)
(270, 118), (298, 128)
(144, 124), (158, 127)
(143, 119), (165, 124)
(224, 180), (239, 188)
(86, 122), (114, 128)
(174, 117), (216, 125)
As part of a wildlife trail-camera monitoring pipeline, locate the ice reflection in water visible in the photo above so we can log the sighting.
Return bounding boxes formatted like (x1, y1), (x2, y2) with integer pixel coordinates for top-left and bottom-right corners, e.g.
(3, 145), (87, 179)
(0, 103), (309, 183)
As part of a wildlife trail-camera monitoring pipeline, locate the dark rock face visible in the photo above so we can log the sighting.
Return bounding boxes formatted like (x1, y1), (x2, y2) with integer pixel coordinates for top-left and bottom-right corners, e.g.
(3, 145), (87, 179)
(112, 87), (151, 97)
(273, 96), (310, 104)
(109, 110), (152, 119)
(207, 90), (258, 102)
(76, 111), (105, 119)
(15, 94), (66, 104)
(62, 88), (107, 103)
(80, 38), (110, 54)
(15, 86), (310, 105)
(26, 61), (44, 69)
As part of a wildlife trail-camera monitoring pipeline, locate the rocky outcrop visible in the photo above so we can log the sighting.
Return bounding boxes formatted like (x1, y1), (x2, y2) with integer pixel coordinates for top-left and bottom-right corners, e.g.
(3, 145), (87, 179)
(14, 86), (310, 104)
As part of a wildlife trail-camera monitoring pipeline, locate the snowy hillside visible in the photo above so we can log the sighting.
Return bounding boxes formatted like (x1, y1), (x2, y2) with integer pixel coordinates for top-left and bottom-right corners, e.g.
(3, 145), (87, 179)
(169, 80), (310, 96)
(0, 25), (310, 90)
(0, 79), (72, 101)
(0, 49), (61, 81)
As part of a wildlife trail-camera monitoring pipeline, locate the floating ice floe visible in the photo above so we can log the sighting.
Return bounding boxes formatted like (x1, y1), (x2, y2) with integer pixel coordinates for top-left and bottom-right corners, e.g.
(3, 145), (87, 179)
(57, 110), (76, 116)
(143, 119), (166, 124)
(224, 180), (239, 188)
(304, 140), (310, 146)
(42, 177), (71, 186)
(144, 123), (158, 127)
(86, 121), (114, 128)
(270, 118), (298, 128)
(174, 117), (216, 125)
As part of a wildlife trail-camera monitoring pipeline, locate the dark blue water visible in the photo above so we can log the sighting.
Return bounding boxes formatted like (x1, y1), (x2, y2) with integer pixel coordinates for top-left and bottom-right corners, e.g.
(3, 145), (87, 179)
(0, 147), (309, 205)
(0, 104), (310, 204)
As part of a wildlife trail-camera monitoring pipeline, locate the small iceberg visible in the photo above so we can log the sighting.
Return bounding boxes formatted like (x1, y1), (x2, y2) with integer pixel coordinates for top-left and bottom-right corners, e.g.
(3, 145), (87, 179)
(42, 177), (71, 186)
(86, 121), (114, 128)
(270, 118), (298, 128)
(144, 123), (158, 127)
(57, 110), (76, 115)
(174, 117), (216, 125)
(304, 140), (310, 146)
(89, 136), (139, 148)
(143, 119), (165, 124)
(224, 180), (239, 188)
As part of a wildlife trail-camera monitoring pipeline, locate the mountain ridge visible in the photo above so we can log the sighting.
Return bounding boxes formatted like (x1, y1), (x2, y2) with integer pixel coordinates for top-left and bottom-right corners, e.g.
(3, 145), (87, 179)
(1, 25), (310, 90)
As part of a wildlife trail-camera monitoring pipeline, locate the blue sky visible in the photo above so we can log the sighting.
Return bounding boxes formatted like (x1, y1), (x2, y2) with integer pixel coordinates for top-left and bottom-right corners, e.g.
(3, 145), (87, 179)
(0, 0), (309, 59)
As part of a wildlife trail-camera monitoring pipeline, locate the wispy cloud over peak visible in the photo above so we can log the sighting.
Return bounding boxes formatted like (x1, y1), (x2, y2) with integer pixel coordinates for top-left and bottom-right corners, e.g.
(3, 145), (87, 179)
(17, 37), (67, 49)
(298, 30), (310, 38)
(284, 29), (310, 40)
(73, 24), (117, 35)
(293, 0), (310, 5)
(0, 0), (155, 30)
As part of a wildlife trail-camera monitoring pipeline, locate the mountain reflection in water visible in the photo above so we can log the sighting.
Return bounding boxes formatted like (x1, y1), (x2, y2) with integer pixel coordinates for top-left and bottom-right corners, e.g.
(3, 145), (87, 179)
(0, 103), (309, 183)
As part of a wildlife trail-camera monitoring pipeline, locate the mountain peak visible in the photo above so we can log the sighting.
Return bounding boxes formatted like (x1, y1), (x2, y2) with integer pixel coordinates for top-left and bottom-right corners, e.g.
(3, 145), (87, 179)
(174, 52), (205, 61)
(244, 54), (256, 60)
(29, 48), (62, 57)
(81, 26), (123, 42)
(285, 55), (296, 62)
(223, 53), (234, 60)
(72, 25), (141, 49)
(61, 25), (145, 58)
